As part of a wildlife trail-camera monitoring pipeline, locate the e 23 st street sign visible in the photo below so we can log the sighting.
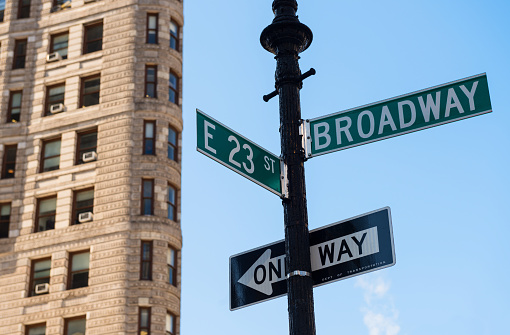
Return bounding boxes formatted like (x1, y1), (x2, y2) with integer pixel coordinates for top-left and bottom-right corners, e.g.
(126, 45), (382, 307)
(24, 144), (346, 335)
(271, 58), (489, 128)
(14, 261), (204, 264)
(304, 73), (492, 157)
(197, 109), (284, 197)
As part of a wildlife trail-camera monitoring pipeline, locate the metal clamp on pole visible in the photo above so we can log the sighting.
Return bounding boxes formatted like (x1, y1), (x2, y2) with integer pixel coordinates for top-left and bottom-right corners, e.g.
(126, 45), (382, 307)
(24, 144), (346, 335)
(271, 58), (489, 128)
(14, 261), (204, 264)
(286, 270), (312, 279)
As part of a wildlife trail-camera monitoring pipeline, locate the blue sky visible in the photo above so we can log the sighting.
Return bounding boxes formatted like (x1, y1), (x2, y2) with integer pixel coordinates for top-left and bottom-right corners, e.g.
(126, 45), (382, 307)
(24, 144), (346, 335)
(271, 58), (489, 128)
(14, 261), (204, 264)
(181, 1), (510, 334)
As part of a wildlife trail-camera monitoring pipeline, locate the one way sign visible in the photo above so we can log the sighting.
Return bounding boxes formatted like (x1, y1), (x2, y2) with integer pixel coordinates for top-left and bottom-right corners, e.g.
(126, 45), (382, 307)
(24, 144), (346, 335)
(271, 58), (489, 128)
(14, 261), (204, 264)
(229, 207), (396, 310)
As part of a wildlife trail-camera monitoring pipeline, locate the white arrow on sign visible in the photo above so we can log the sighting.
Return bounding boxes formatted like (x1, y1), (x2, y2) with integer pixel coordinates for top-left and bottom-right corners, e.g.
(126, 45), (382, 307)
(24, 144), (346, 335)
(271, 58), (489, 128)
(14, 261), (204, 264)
(237, 249), (286, 295)
(237, 227), (380, 295)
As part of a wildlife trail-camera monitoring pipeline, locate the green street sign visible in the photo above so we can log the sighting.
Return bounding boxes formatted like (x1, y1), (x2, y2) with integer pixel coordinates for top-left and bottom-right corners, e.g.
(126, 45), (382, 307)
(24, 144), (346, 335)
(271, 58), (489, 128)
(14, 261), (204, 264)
(197, 109), (285, 197)
(304, 73), (492, 157)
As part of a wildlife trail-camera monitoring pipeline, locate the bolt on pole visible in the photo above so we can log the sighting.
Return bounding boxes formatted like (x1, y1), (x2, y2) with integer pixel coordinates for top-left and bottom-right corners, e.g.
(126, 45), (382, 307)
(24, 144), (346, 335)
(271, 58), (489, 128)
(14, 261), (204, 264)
(260, 1), (316, 335)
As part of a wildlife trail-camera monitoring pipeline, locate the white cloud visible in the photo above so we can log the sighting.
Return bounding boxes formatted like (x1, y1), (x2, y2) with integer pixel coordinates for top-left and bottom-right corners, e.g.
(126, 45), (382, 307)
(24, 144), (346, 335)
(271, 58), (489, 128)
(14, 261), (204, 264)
(356, 275), (400, 335)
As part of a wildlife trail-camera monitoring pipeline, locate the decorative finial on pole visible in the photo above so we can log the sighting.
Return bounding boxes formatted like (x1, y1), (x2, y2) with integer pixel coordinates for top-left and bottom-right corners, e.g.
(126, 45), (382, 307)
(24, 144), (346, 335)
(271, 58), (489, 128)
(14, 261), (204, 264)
(261, 0), (312, 55)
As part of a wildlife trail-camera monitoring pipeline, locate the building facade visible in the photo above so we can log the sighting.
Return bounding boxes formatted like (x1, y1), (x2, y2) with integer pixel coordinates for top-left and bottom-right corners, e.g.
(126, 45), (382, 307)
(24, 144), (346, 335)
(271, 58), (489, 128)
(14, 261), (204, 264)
(0, 0), (183, 334)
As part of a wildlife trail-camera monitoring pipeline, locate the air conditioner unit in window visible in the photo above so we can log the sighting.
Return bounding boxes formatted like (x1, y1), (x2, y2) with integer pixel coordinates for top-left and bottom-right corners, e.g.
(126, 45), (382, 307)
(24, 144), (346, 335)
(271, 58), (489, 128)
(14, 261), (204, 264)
(46, 52), (62, 62)
(50, 103), (65, 114)
(35, 283), (49, 294)
(82, 151), (98, 162)
(78, 212), (93, 223)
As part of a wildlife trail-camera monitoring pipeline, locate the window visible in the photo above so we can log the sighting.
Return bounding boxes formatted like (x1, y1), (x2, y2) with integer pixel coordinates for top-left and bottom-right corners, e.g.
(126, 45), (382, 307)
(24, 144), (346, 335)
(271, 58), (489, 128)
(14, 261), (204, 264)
(0, 0), (5, 22)
(76, 129), (98, 164)
(145, 65), (157, 98)
(36, 197), (56, 232)
(52, 0), (71, 13)
(167, 184), (176, 221)
(167, 246), (177, 286)
(143, 121), (155, 155)
(26, 323), (46, 335)
(147, 13), (158, 44)
(140, 241), (152, 280)
(64, 316), (86, 335)
(169, 20), (179, 51)
(41, 138), (61, 172)
(0, 203), (10, 238)
(139, 307), (151, 335)
(7, 91), (22, 123)
(50, 32), (69, 59)
(167, 126), (177, 161)
(68, 251), (90, 289)
(2, 145), (16, 179)
(141, 179), (154, 215)
(168, 72), (179, 104)
(30, 258), (51, 296)
(72, 188), (94, 225)
(83, 21), (103, 54)
(18, 0), (31, 18)
(13, 39), (27, 69)
(45, 83), (65, 116)
(166, 312), (176, 335)
(80, 75), (100, 107)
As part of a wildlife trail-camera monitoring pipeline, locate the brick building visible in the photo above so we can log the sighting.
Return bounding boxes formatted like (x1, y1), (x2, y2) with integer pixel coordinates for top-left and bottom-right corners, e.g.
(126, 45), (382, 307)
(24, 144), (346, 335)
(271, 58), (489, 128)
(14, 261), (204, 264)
(0, 0), (183, 334)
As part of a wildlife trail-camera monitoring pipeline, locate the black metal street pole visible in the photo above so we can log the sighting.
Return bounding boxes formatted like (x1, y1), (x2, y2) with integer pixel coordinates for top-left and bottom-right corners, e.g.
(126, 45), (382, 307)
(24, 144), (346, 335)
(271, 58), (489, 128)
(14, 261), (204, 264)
(261, 1), (316, 335)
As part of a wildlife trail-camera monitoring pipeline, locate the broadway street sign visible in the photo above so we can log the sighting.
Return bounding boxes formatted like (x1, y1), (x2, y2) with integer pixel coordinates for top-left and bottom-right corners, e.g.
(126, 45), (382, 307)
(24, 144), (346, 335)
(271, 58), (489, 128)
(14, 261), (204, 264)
(197, 109), (285, 197)
(230, 207), (395, 310)
(303, 73), (492, 157)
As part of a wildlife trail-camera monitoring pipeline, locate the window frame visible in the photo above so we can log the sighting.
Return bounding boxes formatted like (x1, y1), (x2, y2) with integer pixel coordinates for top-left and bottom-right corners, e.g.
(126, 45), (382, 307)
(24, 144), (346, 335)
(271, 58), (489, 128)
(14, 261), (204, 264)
(141, 179), (154, 215)
(166, 311), (176, 335)
(45, 83), (65, 116)
(167, 183), (177, 221)
(1, 144), (17, 179)
(35, 196), (57, 233)
(13, 39), (28, 69)
(72, 188), (94, 225)
(7, 90), (22, 123)
(0, 203), (11, 239)
(68, 250), (90, 290)
(40, 137), (61, 173)
(145, 65), (157, 98)
(0, 0), (5, 23)
(143, 120), (156, 155)
(80, 74), (100, 107)
(76, 128), (98, 165)
(26, 322), (47, 335)
(83, 21), (103, 54)
(168, 71), (179, 105)
(167, 246), (177, 286)
(29, 257), (51, 297)
(18, 0), (31, 19)
(139, 307), (151, 335)
(50, 31), (69, 59)
(170, 19), (179, 51)
(140, 241), (153, 280)
(147, 13), (159, 44)
(64, 315), (86, 335)
(167, 126), (178, 162)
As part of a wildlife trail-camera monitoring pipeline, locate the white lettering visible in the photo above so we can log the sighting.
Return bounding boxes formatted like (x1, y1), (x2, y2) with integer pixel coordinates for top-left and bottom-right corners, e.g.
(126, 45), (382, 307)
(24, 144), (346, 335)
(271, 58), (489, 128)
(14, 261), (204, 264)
(418, 92), (441, 122)
(445, 88), (464, 117)
(264, 156), (276, 173)
(459, 81), (478, 111)
(398, 100), (416, 129)
(357, 111), (375, 139)
(314, 122), (331, 151)
(204, 121), (216, 154)
(378, 105), (397, 134)
(335, 117), (353, 145)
